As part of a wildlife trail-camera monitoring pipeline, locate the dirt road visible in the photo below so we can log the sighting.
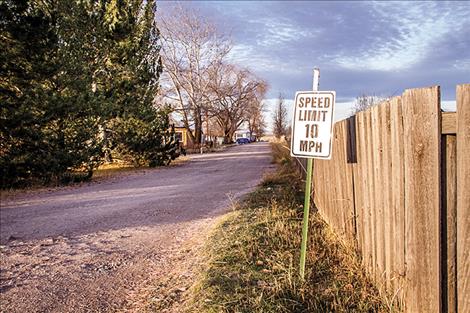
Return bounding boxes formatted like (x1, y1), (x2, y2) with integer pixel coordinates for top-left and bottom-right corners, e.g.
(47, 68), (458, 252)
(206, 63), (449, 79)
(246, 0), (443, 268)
(0, 142), (274, 312)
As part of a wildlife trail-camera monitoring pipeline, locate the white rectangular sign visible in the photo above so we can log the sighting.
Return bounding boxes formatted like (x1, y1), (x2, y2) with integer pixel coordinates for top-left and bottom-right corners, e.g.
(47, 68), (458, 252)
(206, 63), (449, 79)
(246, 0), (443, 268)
(290, 91), (336, 159)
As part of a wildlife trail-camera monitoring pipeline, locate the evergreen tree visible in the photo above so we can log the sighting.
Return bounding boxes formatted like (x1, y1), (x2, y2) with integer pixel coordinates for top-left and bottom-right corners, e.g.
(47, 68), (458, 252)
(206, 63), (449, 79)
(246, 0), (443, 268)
(1, 0), (60, 185)
(1, 0), (176, 187)
(96, 0), (175, 166)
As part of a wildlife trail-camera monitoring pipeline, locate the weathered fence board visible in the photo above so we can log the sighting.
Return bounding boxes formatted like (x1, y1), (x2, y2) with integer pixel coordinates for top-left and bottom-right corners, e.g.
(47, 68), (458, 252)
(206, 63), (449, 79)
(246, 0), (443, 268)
(355, 111), (369, 267)
(442, 134), (457, 313)
(339, 121), (355, 240)
(347, 116), (359, 247)
(442, 112), (457, 135)
(365, 109), (375, 276)
(389, 96), (406, 303)
(456, 84), (469, 313)
(371, 105), (384, 284)
(380, 101), (393, 292)
(402, 86), (441, 312)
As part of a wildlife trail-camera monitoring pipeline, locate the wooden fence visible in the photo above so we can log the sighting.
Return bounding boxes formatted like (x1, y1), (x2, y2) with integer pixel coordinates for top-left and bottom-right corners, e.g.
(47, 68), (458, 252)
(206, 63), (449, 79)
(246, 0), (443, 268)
(296, 84), (469, 312)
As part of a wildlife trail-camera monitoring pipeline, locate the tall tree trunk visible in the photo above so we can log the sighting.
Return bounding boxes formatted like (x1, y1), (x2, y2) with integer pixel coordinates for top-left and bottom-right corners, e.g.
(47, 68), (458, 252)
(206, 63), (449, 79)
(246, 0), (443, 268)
(182, 115), (196, 147)
(223, 123), (233, 144)
(193, 107), (203, 146)
(248, 120), (254, 140)
(223, 130), (231, 144)
(227, 129), (236, 143)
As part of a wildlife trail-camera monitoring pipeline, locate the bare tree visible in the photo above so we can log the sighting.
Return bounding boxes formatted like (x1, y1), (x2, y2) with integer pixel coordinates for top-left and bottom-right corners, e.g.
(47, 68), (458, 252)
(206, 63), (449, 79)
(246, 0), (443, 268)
(157, 5), (231, 146)
(208, 63), (267, 143)
(351, 94), (385, 114)
(273, 92), (287, 139)
(246, 96), (267, 141)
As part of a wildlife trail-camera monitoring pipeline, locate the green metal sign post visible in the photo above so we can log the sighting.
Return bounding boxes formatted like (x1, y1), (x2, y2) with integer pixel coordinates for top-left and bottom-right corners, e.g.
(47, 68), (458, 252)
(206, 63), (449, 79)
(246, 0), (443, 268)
(299, 68), (320, 280)
(299, 157), (313, 280)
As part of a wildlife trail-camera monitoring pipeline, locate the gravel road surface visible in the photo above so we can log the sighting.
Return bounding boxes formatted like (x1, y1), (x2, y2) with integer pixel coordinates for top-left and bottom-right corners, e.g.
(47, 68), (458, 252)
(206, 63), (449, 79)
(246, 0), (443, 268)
(0, 142), (274, 312)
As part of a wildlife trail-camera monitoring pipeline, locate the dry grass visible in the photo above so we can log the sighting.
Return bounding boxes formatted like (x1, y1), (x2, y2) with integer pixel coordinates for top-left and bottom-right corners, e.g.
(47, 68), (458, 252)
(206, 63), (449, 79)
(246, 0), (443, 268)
(92, 162), (140, 179)
(93, 156), (189, 179)
(186, 143), (393, 313)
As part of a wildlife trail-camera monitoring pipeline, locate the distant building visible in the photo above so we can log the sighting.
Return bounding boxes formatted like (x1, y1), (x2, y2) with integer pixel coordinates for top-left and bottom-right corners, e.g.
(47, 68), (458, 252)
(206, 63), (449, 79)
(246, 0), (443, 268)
(171, 116), (225, 149)
(174, 127), (192, 148)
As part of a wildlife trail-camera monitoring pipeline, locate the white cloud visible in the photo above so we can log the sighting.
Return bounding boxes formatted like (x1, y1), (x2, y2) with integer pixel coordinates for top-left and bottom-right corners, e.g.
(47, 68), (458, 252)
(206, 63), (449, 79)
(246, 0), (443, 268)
(226, 16), (320, 75)
(255, 17), (320, 47)
(227, 43), (303, 75)
(453, 59), (470, 71)
(335, 2), (469, 71)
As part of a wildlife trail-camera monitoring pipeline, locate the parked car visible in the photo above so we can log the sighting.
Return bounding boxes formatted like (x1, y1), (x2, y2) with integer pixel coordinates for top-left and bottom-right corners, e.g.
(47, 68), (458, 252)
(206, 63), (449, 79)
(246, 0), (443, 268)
(236, 138), (250, 144)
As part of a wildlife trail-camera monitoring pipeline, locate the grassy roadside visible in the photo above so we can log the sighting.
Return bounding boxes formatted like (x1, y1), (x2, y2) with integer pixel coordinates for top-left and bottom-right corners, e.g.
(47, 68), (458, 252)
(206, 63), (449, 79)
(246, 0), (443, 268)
(186, 143), (392, 313)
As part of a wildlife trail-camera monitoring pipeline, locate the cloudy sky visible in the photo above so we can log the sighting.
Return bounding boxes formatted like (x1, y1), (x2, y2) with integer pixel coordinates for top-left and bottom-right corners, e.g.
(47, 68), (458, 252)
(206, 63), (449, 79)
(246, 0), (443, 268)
(159, 1), (470, 123)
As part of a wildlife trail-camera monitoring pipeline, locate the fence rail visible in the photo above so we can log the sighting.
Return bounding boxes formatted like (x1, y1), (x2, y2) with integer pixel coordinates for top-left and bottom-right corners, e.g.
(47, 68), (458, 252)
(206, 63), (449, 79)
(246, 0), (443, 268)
(295, 84), (469, 312)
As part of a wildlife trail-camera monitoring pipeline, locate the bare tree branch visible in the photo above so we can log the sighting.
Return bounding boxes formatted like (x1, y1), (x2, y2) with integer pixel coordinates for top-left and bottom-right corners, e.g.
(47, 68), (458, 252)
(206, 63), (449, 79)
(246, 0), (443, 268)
(156, 5), (231, 146)
(273, 92), (287, 139)
(207, 63), (267, 143)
